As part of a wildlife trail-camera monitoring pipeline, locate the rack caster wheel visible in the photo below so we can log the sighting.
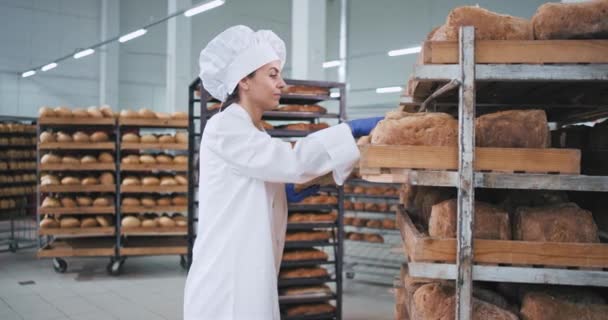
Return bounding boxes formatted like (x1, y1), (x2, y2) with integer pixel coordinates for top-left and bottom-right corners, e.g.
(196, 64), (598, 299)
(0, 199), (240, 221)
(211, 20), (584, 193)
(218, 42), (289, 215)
(53, 258), (67, 273)
(107, 258), (125, 276)
(8, 241), (17, 253)
(346, 271), (355, 279)
(180, 255), (188, 270)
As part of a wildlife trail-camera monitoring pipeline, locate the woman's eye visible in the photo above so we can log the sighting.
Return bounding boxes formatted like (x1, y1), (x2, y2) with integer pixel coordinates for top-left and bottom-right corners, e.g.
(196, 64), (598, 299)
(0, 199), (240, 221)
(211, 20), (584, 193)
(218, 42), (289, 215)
(270, 74), (278, 78)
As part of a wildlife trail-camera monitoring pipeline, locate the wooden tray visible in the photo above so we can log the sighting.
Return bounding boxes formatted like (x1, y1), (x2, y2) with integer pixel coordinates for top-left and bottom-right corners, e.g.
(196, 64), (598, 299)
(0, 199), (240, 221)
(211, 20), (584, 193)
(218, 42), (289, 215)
(37, 238), (115, 258)
(118, 118), (188, 128)
(121, 226), (187, 236)
(360, 145), (580, 174)
(38, 117), (115, 126)
(38, 227), (115, 236)
(121, 206), (187, 214)
(39, 184), (116, 193)
(120, 143), (187, 151)
(120, 185), (187, 193)
(39, 163), (115, 171)
(397, 207), (608, 268)
(119, 236), (187, 256)
(120, 163), (187, 172)
(39, 206), (116, 215)
(39, 142), (115, 150)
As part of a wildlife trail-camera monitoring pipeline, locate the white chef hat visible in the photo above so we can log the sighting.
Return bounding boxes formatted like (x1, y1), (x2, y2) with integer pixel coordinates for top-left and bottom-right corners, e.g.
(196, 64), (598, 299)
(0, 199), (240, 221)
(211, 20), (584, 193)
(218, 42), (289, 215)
(199, 25), (286, 102)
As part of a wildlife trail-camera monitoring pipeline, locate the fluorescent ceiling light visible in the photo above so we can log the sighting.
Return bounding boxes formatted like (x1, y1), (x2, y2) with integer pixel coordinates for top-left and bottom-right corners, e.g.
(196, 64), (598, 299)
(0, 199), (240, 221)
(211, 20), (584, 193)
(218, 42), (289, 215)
(184, 0), (225, 17)
(73, 48), (95, 59)
(376, 86), (402, 94)
(322, 60), (341, 69)
(388, 46), (422, 57)
(41, 62), (57, 72)
(22, 70), (36, 78)
(119, 29), (147, 43)
(330, 92), (340, 98)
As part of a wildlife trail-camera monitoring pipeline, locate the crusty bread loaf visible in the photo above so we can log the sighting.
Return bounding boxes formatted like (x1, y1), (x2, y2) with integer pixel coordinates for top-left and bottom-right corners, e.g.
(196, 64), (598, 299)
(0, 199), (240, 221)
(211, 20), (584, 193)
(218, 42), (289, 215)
(138, 108), (156, 119)
(93, 197), (112, 207)
(76, 196), (93, 207)
(282, 85), (329, 96)
(141, 197), (156, 207)
(60, 217), (81, 228)
(99, 172), (115, 185)
(173, 155), (187, 164)
(142, 176), (160, 186)
(100, 105), (113, 118)
(40, 217), (59, 228)
(56, 132), (73, 142)
(120, 109), (138, 119)
(122, 197), (141, 206)
(81, 177), (99, 185)
(41, 154), (61, 164)
(122, 176), (141, 186)
(430, 6), (533, 41)
(54, 107), (72, 117)
(371, 112), (458, 146)
(285, 231), (332, 242)
(288, 211), (337, 223)
(81, 217), (99, 228)
(282, 249), (328, 261)
(520, 291), (608, 320)
(281, 285), (332, 297)
(139, 154), (156, 164)
(122, 155), (140, 164)
(175, 132), (188, 144)
(80, 155), (97, 164)
(90, 131), (109, 142)
(155, 112), (170, 120)
(413, 283), (519, 320)
(157, 197), (171, 206)
(173, 215), (187, 227)
(39, 131), (55, 143)
(160, 177), (177, 186)
(60, 197), (77, 208)
(121, 216), (141, 228)
(175, 175), (188, 185)
(285, 303), (335, 317)
(39, 107), (56, 118)
(172, 195), (187, 206)
(514, 203), (599, 243)
(87, 107), (103, 118)
(41, 197), (61, 208)
(279, 267), (329, 279)
(122, 133), (139, 143)
(277, 104), (327, 114)
(429, 199), (512, 240)
(158, 135), (175, 144)
(532, 0), (608, 40)
(61, 176), (81, 185)
(476, 110), (549, 148)
(140, 134), (157, 143)
(171, 111), (188, 119)
(72, 131), (89, 143)
(61, 156), (80, 164)
(98, 152), (114, 163)
(155, 154), (173, 164)
(96, 215), (113, 227)
(159, 216), (176, 227)
(72, 108), (89, 118)
(364, 233), (384, 243)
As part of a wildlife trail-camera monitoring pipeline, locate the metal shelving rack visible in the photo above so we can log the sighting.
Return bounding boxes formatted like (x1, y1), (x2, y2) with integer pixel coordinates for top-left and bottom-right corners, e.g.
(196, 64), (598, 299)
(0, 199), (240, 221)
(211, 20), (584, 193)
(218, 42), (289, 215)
(342, 179), (404, 286)
(389, 27), (608, 319)
(0, 116), (37, 253)
(112, 118), (189, 274)
(188, 78), (347, 320)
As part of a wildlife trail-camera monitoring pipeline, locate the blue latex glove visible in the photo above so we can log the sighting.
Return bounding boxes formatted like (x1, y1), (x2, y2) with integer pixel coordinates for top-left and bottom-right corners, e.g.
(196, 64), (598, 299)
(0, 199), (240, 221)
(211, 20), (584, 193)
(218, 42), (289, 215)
(347, 117), (384, 138)
(285, 184), (320, 203)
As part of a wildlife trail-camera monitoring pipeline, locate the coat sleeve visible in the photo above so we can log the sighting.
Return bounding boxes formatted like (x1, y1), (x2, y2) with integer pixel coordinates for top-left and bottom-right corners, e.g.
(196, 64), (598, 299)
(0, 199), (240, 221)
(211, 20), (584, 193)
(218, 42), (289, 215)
(205, 122), (359, 184)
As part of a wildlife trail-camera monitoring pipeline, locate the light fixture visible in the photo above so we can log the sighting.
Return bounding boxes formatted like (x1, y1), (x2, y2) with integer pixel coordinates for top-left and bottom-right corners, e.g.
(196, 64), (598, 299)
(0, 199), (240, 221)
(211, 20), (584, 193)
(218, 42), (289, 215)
(73, 48), (95, 59)
(376, 86), (402, 94)
(41, 62), (58, 72)
(119, 29), (147, 43)
(330, 92), (340, 98)
(322, 60), (341, 69)
(184, 0), (225, 17)
(21, 70), (36, 78)
(388, 46), (422, 57)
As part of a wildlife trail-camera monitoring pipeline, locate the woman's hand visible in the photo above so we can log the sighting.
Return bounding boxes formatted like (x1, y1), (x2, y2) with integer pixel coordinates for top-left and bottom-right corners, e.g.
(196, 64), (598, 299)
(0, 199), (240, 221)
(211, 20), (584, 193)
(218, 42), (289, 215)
(347, 117), (384, 138)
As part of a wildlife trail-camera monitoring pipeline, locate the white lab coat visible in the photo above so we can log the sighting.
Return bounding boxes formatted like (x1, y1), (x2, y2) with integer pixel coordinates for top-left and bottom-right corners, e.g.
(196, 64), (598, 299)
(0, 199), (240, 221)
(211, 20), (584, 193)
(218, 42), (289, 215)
(183, 103), (359, 320)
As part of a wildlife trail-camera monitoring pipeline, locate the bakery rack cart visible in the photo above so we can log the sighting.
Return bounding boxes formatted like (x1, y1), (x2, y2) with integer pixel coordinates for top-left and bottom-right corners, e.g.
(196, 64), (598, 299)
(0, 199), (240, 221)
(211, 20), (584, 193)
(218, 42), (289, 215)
(188, 78), (347, 319)
(113, 116), (189, 274)
(0, 115), (37, 253)
(342, 179), (404, 286)
(36, 116), (117, 273)
(362, 26), (608, 319)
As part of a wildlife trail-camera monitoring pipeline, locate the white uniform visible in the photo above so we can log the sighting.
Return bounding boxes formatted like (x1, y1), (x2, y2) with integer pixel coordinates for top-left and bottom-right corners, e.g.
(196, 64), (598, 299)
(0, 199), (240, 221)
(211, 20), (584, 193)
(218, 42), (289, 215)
(183, 104), (359, 320)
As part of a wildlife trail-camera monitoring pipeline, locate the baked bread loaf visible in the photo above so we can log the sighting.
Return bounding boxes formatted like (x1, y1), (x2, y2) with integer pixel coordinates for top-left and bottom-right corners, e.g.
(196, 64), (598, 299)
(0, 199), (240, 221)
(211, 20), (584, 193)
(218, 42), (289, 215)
(476, 110), (549, 148)
(72, 108), (88, 118)
(61, 176), (81, 185)
(99, 172), (114, 185)
(347, 233), (364, 241)
(532, 1), (608, 40)
(175, 175), (188, 185)
(366, 219), (382, 228)
(142, 176), (160, 186)
(278, 104), (327, 114)
(155, 112), (170, 120)
(282, 249), (329, 261)
(39, 107), (56, 118)
(141, 218), (159, 228)
(39, 131), (55, 143)
(122, 155), (140, 164)
(364, 233), (384, 243)
(76, 196), (93, 207)
(285, 231), (332, 242)
(120, 110), (138, 119)
(153, 197), (169, 206)
(100, 105), (113, 118)
(281, 285), (332, 297)
(72, 131), (89, 143)
(158, 134), (175, 144)
(40, 217), (59, 228)
(138, 108), (156, 119)
(514, 203), (599, 243)
(121, 216), (141, 228)
(87, 106), (103, 118)
(81, 217), (99, 228)
(56, 132), (73, 142)
(61, 156), (80, 165)
(139, 154), (156, 164)
(429, 199), (511, 240)
(520, 291), (608, 320)
(175, 132), (188, 144)
(41, 154), (61, 164)
(285, 303), (335, 317)
(159, 216), (176, 227)
(141, 197), (156, 207)
(41, 197), (61, 208)
(288, 211), (337, 223)
(171, 111), (188, 119)
(430, 6), (533, 41)
(172, 195), (187, 206)
(122, 197), (141, 206)
(122, 176), (141, 186)
(60, 217), (81, 228)
(282, 85), (329, 96)
(122, 133), (139, 143)
(279, 267), (329, 279)
(81, 177), (99, 185)
(60, 197), (77, 208)
(155, 154), (173, 164)
(80, 155), (97, 164)
(140, 134), (157, 143)
(98, 152), (114, 163)
(90, 131), (109, 142)
(382, 218), (396, 229)
(93, 197), (112, 207)
(173, 215), (187, 227)
(371, 112), (458, 146)
(173, 155), (187, 164)
(96, 215), (113, 227)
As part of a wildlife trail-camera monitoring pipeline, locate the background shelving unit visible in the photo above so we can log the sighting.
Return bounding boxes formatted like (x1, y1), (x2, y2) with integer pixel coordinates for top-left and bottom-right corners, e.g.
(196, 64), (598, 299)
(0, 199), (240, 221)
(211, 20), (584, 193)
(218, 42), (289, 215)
(0, 116), (37, 253)
(114, 118), (189, 273)
(188, 78), (347, 320)
(36, 116), (117, 273)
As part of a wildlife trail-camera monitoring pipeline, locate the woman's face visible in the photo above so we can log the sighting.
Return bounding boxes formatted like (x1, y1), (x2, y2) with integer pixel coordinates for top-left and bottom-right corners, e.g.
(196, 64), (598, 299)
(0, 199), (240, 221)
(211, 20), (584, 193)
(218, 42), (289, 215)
(240, 60), (286, 110)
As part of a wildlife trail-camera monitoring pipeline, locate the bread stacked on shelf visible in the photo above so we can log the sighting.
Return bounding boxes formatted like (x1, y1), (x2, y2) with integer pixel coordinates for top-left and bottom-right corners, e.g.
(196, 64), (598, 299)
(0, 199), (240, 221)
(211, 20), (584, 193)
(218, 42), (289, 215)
(275, 104), (328, 114)
(295, 195), (338, 205)
(118, 108), (187, 121)
(121, 131), (188, 146)
(120, 174), (187, 187)
(39, 106), (115, 119)
(39, 215), (114, 229)
(120, 213), (186, 229)
(0, 121), (37, 209)
(282, 85), (330, 97)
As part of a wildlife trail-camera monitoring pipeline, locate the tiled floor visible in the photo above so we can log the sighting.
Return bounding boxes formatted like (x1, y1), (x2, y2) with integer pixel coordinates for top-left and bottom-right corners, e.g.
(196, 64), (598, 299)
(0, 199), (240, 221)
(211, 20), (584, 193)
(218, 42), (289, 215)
(0, 249), (394, 320)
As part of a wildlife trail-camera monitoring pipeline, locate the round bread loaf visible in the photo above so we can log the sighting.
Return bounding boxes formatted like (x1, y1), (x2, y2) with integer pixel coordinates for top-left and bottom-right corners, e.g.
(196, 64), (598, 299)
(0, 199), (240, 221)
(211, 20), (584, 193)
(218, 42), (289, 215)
(120, 109), (138, 119)
(158, 135), (175, 143)
(39, 107), (56, 118)
(175, 132), (188, 144)
(90, 131), (109, 142)
(175, 175), (187, 185)
(41, 197), (61, 208)
(122, 133), (139, 143)
(121, 216), (141, 228)
(72, 108), (89, 118)
(122, 155), (140, 164)
(61, 176), (81, 185)
(56, 132), (73, 142)
(80, 155), (97, 164)
(171, 111), (187, 119)
(76, 196), (93, 207)
(121, 197), (140, 206)
(96, 215), (113, 227)
(138, 108), (157, 119)
(60, 217), (81, 228)
(155, 154), (172, 164)
(81, 217), (99, 228)
(72, 131), (89, 142)
(122, 176), (141, 186)
(60, 197), (77, 208)
(141, 197), (156, 207)
(141, 218), (158, 228)
(172, 195), (187, 206)
(100, 105), (113, 118)
(87, 107), (103, 118)
(41, 154), (61, 164)
(160, 177), (177, 186)
(142, 176), (160, 186)
(139, 154), (156, 164)
(54, 107), (72, 117)
(140, 134), (157, 143)
(155, 112), (170, 119)
(61, 156), (80, 164)
(39, 131), (55, 143)
(173, 155), (187, 164)
(159, 216), (176, 227)
(98, 152), (114, 163)
(99, 172), (114, 185)
(156, 197), (171, 206)
(81, 177), (99, 185)
(40, 217), (59, 228)
(93, 197), (111, 207)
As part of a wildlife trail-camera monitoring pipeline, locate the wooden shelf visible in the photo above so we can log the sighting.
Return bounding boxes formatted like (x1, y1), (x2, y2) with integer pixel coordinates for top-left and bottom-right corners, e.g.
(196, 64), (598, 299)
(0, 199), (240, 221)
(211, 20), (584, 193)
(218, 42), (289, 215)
(37, 238), (115, 258)
(120, 163), (187, 172)
(118, 118), (188, 128)
(39, 206), (116, 215)
(397, 207), (608, 268)
(121, 206), (187, 214)
(39, 142), (115, 150)
(38, 227), (115, 236)
(120, 185), (187, 193)
(38, 117), (115, 126)
(39, 184), (116, 193)
(121, 226), (187, 236)
(120, 143), (187, 151)
(119, 236), (187, 256)
(39, 163), (115, 171)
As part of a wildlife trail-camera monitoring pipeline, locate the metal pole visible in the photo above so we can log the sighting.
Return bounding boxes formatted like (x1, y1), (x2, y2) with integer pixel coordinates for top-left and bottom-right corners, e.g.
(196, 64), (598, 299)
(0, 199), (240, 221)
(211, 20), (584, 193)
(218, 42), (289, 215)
(456, 26), (475, 320)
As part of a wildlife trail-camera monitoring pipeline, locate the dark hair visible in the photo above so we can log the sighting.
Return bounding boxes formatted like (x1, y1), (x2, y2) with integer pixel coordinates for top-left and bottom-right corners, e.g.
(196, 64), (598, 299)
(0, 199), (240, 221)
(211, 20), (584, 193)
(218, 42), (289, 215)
(220, 71), (257, 110)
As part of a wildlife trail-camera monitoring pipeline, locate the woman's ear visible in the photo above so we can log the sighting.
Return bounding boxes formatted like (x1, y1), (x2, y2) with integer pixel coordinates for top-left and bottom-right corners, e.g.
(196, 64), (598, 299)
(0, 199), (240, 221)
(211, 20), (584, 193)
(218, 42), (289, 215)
(239, 77), (250, 91)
